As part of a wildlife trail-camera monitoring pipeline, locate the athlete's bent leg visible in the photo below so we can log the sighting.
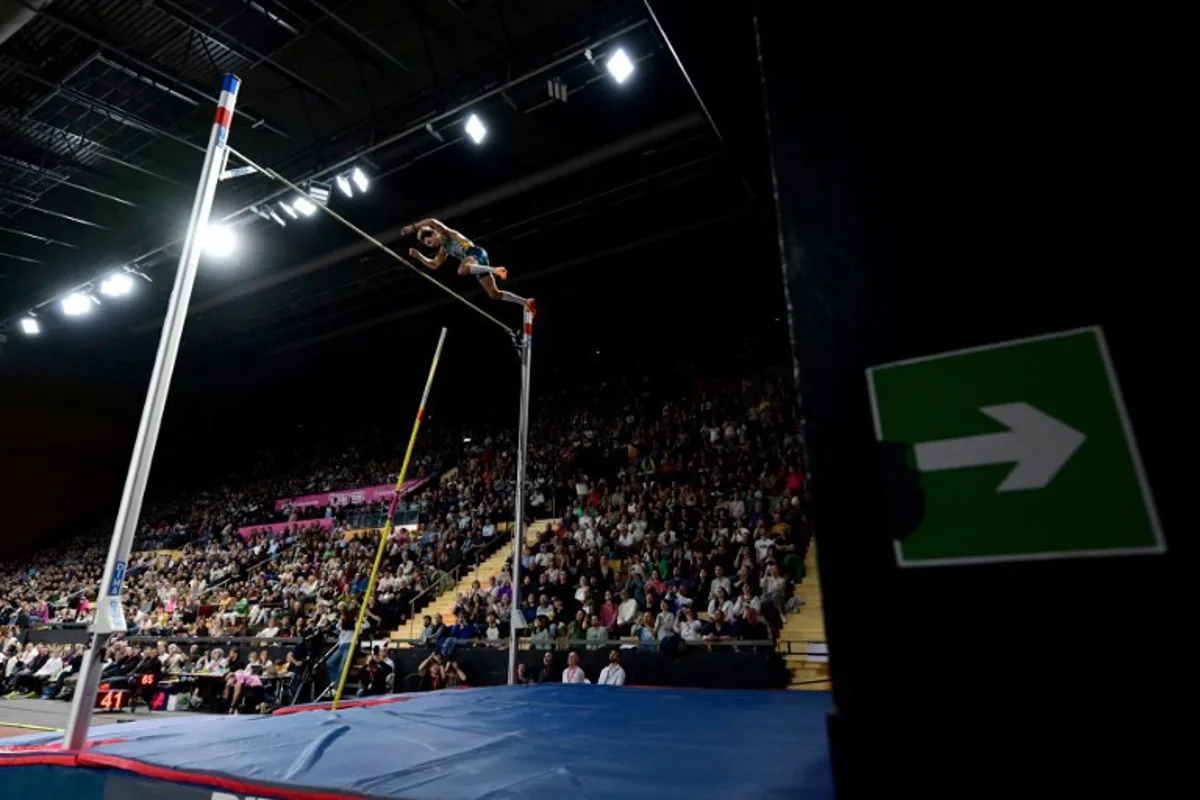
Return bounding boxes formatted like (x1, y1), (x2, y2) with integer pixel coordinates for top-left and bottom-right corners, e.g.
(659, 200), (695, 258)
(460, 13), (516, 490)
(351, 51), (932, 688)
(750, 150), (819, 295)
(478, 275), (531, 311)
(461, 256), (506, 280)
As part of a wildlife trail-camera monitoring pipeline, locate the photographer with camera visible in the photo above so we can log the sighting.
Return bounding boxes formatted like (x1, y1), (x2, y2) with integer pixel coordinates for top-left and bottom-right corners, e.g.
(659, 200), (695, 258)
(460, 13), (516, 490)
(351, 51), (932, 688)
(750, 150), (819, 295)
(325, 603), (358, 686)
(416, 652), (466, 692)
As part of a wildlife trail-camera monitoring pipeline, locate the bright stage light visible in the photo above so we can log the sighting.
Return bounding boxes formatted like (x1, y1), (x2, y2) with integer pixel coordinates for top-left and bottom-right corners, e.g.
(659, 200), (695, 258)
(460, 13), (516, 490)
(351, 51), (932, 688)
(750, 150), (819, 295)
(279, 201), (299, 220)
(336, 174), (353, 197)
(202, 224), (237, 258)
(465, 113), (487, 144)
(352, 166), (369, 192)
(308, 181), (331, 205)
(99, 272), (134, 297)
(20, 317), (39, 335)
(291, 195), (317, 216)
(606, 48), (634, 84)
(62, 292), (92, 317)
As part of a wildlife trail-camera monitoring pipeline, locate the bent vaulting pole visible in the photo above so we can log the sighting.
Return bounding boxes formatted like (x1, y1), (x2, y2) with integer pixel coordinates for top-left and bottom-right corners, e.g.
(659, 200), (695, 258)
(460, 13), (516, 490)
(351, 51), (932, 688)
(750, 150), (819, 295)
(508, 307), (534, 684)
(62, 74), (241, 749)
(332, 327), (448, 710)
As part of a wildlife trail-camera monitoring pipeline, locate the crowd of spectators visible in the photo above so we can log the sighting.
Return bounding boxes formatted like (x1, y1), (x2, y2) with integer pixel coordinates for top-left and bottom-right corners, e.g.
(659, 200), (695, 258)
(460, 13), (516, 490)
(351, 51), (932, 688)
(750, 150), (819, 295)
(404, 369), (810, 657)
(2, 362), (809, 701)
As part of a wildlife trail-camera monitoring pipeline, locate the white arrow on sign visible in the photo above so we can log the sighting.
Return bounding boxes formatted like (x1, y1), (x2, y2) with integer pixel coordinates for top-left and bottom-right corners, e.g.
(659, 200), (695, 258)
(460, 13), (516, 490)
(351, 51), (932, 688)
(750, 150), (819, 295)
(913, 402), (1085, 492)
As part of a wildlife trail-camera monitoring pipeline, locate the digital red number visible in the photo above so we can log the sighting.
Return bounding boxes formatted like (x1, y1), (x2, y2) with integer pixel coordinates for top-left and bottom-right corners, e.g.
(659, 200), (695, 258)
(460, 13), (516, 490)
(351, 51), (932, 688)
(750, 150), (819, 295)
(99, 691), (114, 709)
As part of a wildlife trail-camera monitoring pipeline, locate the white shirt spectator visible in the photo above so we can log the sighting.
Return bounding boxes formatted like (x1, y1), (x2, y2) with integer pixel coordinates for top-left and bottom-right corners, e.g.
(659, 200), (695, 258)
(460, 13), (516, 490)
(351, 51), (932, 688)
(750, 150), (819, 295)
(678, 618), (704, 642)
(654, 610), (677, 640)
(709, 574), (732, 600)
(36, 655), (65, 680)
(598, 663), (626, 686)
(562, 664), (589, 684)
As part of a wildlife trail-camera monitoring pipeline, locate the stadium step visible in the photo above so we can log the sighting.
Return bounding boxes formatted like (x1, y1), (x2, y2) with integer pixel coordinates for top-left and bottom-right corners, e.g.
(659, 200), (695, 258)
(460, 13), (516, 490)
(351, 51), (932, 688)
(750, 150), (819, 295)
(776, 543), (828, 689)
(389, 518), (555, 642)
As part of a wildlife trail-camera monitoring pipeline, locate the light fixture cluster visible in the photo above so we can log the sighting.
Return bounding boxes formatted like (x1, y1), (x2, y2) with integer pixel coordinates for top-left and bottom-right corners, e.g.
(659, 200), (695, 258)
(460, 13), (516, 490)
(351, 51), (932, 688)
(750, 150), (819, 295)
(12, 45), (636, 339)
(462, 47), (635, 146)
(271, 166), (369, 226)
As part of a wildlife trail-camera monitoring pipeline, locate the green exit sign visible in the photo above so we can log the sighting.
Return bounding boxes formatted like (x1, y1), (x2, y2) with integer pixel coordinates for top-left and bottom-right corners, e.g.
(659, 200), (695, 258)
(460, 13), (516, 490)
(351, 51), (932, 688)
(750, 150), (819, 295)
(867, 327), (1164, 567)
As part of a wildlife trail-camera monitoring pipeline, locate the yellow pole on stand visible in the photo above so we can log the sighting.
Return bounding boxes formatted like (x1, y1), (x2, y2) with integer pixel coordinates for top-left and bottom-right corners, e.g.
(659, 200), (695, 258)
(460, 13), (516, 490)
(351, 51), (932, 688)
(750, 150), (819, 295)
(331, 327), (447, 710)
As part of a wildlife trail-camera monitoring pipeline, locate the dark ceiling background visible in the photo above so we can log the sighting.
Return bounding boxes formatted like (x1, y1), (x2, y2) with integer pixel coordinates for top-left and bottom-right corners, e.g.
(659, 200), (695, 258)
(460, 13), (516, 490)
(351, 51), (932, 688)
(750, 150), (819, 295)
(0, 0), (785, 545)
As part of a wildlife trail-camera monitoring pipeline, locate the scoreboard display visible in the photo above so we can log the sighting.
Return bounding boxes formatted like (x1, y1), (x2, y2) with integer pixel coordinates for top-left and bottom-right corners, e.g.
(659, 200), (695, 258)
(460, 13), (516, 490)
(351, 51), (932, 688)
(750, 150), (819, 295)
(95, 682), (131, 712)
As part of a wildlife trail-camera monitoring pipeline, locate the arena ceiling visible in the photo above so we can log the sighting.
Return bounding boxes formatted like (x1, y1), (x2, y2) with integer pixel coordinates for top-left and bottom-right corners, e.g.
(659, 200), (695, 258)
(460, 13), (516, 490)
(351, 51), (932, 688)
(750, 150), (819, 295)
(0, 0), (771, 381)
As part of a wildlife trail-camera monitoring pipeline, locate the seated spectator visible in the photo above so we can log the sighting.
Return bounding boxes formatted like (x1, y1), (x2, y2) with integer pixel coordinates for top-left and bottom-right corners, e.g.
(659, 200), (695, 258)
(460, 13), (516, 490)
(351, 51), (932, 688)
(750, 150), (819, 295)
(536, 652), (556, 683)
(677, 607), (703, 642)
(586, 615), (608, 649)
(597, 649), (626, 686)
(702, 610), (734, 643)
(561, 651), (589, 684)
(5, 645), (61, 698)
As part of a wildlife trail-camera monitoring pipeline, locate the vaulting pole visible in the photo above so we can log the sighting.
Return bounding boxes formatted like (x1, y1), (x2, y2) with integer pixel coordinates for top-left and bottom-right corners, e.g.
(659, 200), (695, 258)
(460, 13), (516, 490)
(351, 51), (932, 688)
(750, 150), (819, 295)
(331, 328), (448, 709)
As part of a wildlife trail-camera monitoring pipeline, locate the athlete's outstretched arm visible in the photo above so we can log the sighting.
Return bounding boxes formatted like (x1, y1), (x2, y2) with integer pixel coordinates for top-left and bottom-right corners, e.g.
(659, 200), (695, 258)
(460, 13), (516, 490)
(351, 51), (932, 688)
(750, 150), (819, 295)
(408, 248), (447, 270)
(403, 218), (471, 248)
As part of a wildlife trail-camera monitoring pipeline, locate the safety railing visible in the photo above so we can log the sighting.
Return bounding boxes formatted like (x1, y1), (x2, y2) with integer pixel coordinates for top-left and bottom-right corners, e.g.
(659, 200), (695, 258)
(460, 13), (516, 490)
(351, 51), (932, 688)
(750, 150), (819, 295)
(404, 564), (463, 638)
(386, 637), (778, 652)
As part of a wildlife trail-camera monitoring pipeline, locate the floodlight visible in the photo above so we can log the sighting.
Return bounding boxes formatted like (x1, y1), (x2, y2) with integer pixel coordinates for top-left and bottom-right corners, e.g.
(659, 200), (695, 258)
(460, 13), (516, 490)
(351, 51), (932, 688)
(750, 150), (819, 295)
(291, 195), (317, 216)
(606, 48), (634, 84)
(20, 317), (39, 335)
(465, 113), (487, 144)
(352, 166), (369, 193)
(308, 180), (331, 204)
(202, 224), (237, 259)
(279, 201), (299, 220)
(99, 272), (134, 297)
(336, 174), (353, 197)
(62, 292), (92, 316)
(463, 437), (472, 444)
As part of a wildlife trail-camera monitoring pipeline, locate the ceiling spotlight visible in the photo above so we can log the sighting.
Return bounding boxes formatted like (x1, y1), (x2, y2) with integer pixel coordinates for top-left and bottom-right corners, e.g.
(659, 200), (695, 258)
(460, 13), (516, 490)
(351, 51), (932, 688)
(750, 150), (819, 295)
(279, 201), (299, 220)
(99, 272), (134, 297)
(308, 180), (331, 205)
(62, 292), (92, 317)
(465, 113), (487, 145)
(20, 317), (39, 335)
(336, 174), (353, 197)
(352, 166), (369, 193)
(606, 48), (634, 84)
(268, 208), (287, 227)
(202, 224), (237, 259)
(291, 195), (317, 216)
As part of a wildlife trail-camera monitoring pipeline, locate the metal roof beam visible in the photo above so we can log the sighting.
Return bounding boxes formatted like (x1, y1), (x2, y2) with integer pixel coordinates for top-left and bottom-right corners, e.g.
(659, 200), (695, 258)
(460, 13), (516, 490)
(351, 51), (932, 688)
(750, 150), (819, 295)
(0, 151), (140, 207)
(31, 6), (295, 140)
(0, 190), (108, 228)
(1, 58), (207, 154)
(303, 0), (410, 75)
(153, 0), (346, 111)
(0, 223), (79, 249)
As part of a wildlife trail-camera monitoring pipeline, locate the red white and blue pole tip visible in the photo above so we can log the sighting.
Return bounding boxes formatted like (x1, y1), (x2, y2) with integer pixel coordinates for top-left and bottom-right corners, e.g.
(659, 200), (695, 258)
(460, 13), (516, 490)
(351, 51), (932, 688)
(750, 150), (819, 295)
(214, 74), (241, 147)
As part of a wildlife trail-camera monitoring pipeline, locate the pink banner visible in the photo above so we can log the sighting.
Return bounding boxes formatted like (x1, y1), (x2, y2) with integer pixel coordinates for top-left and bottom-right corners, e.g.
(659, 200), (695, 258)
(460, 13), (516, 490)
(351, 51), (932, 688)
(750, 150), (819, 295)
(273, 478), (429, 512)
(237, 518), (333, 540)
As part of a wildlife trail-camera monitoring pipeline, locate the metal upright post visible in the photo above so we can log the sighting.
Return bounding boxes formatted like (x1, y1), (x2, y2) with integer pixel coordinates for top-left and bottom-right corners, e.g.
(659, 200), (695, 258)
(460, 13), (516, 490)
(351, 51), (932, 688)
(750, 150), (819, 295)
(507, 310), (534, 684)
(62, 74), (241, 749)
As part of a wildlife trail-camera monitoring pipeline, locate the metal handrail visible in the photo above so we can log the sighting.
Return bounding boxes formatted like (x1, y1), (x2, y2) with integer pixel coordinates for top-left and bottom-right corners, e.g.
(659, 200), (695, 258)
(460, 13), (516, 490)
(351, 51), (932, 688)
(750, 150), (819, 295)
(405, 564), (463, 638)
(384, 637), (779, 651)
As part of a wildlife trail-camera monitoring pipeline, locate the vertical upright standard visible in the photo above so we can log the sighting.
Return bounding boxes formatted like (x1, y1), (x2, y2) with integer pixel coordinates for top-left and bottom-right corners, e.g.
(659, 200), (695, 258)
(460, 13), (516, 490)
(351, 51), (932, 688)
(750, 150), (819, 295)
(62, 74), (241, 749)
(507, 308), (534, 684)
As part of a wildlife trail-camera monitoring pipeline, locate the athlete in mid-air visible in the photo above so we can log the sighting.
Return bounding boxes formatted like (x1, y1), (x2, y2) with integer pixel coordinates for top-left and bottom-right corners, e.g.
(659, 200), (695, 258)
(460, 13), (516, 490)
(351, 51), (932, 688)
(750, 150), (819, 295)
(401, 218), (535, 317)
